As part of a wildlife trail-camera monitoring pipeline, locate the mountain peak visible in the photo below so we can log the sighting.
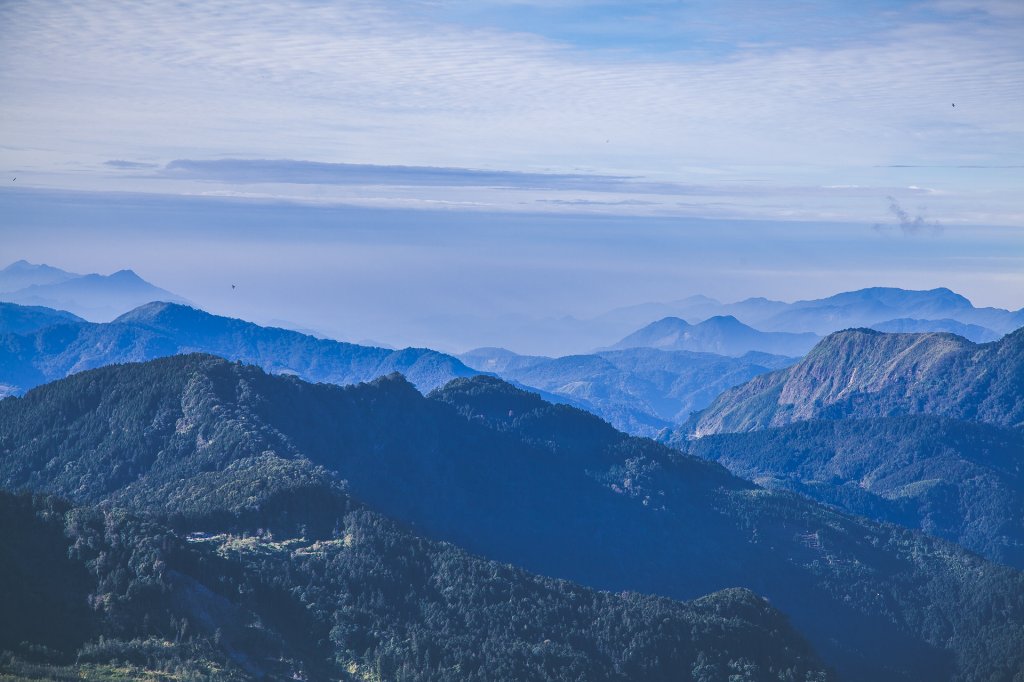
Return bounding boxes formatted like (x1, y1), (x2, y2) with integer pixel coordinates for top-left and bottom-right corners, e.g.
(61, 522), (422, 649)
(0, 260), (80, 294)
(653, 315), (692, 327)
(1, 259), (56, 273)
(692, 324), (1017, 436)
(699, 314), (747, 329)
(108, 268), (144, 281)
(610, 314), (818, 356)
(113, 300), (193, 324)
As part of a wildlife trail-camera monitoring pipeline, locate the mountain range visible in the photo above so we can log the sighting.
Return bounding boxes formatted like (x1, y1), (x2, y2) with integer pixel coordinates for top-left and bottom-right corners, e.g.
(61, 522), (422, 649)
(0, 260), (187, 321)
(666, 326), (1024, 572)
(0, 300), (799, 438)
(868, 317), (1001, 342)
(608, 315), (820, 356)
(601, 287), (1022, 339)
(0, 300), (477, 396)
(2, 261), (1018, 355)
(2, 355), (1023, 680)
(324, 286), (1018, 356)
(0, 259), (80, 291)
(459, 346), (796, 436)
(2, 265), (1024, 680)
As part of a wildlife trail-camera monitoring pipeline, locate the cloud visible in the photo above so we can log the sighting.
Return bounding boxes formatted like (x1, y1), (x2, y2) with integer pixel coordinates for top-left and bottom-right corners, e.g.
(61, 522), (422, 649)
(874, 196), (942, 236)
(880, 164), (1024, 169)
(105, 160), (159, 169)
(0, 0), (1022, 226)
(165, 158), (633, 190)
(536, 198), (657, 206)
(932, 0), (1024, 19)
(162, 158), (721, 195)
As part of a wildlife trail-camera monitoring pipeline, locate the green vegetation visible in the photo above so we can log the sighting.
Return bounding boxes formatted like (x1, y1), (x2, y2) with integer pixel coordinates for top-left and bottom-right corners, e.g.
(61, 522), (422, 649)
(2, 355), (1023, 680)
(0, 489), (830, 682)
(682, 415), (1024, 569)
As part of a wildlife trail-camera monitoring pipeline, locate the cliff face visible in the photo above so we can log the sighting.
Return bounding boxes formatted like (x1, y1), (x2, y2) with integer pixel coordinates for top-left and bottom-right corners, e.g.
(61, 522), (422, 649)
(691, 327), (1024, 436)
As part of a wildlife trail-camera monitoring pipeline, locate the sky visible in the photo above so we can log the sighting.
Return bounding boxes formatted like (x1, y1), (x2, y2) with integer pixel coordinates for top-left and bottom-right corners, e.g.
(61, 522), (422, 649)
(1, 0), (1022, 351)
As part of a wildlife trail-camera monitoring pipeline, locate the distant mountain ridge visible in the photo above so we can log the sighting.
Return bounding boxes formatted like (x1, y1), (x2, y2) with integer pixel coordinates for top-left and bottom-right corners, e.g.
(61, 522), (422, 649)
(460, 345), (796, 436)
(689, 327), (1024, 436)
(0, 301), (84, 335)
(0, 300), (479, 396)
(609, 315), (819, 356)
(0, 259), (80, 292)
(869, 317), (1000, 342)
(604, 286), (1023, 338)
(0, 260), (187, 321)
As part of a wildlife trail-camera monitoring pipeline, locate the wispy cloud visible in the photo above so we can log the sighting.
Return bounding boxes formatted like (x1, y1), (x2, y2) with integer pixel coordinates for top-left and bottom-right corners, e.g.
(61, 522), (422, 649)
(105, 160), (159, 169)
(0, 0), (1021, 224)
(164, 158), (641, 191)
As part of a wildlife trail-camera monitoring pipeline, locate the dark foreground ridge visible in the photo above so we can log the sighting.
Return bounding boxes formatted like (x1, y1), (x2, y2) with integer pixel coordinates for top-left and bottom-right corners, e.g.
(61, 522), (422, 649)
(2, 355), (1023, 680)
(0, 488), (830, 681)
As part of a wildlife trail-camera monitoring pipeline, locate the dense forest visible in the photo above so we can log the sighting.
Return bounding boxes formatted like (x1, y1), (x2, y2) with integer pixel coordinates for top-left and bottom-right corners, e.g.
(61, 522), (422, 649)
(1, 355), (1023, 680)
(683, 415), (1024, 569)
(0, 487), (831, 681)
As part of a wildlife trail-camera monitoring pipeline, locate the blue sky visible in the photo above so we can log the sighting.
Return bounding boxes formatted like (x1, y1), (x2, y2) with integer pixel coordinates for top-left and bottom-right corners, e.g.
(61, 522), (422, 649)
(1, 1), (1022, 348)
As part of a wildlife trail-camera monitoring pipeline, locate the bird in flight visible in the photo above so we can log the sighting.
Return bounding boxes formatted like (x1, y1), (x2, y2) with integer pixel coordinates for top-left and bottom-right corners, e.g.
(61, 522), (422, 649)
(952, 103), (955, 107)
(231, 284), (236, 290)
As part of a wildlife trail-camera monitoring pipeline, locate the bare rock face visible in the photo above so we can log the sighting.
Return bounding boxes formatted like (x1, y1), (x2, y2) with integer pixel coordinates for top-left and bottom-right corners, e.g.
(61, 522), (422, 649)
(691, 327), (1024, 436)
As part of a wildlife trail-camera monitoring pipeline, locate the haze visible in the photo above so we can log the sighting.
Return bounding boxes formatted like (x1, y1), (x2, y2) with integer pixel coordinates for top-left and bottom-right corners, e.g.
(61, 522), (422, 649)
(1, 0), (1022, 351)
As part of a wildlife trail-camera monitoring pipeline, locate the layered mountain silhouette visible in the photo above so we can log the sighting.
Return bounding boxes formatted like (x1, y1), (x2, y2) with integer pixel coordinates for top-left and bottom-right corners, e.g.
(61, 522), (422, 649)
(0, 300), (477, 396)
(603, 287), (1022, 338)
(690, 327), (1024, 436)
(609, 315), (819, 356)
(3, 355), (1023, 680)
(869, 317), (1000, 342)
(460, 346), (796, 436)
(0, 259), (80, 291)
(0, 260), (187, 321)
(384, 287), (1019, 356)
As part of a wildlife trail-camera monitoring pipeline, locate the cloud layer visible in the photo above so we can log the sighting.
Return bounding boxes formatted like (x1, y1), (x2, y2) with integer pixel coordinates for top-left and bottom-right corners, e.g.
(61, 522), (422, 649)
(1, 1), (1021, 191)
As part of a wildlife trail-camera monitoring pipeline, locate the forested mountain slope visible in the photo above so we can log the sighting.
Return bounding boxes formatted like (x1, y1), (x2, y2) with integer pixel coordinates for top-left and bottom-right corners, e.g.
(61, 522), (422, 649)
(2, 356), (1023, 681)
(681, 415), (1024, 569)
(1, 489), (829, 682)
